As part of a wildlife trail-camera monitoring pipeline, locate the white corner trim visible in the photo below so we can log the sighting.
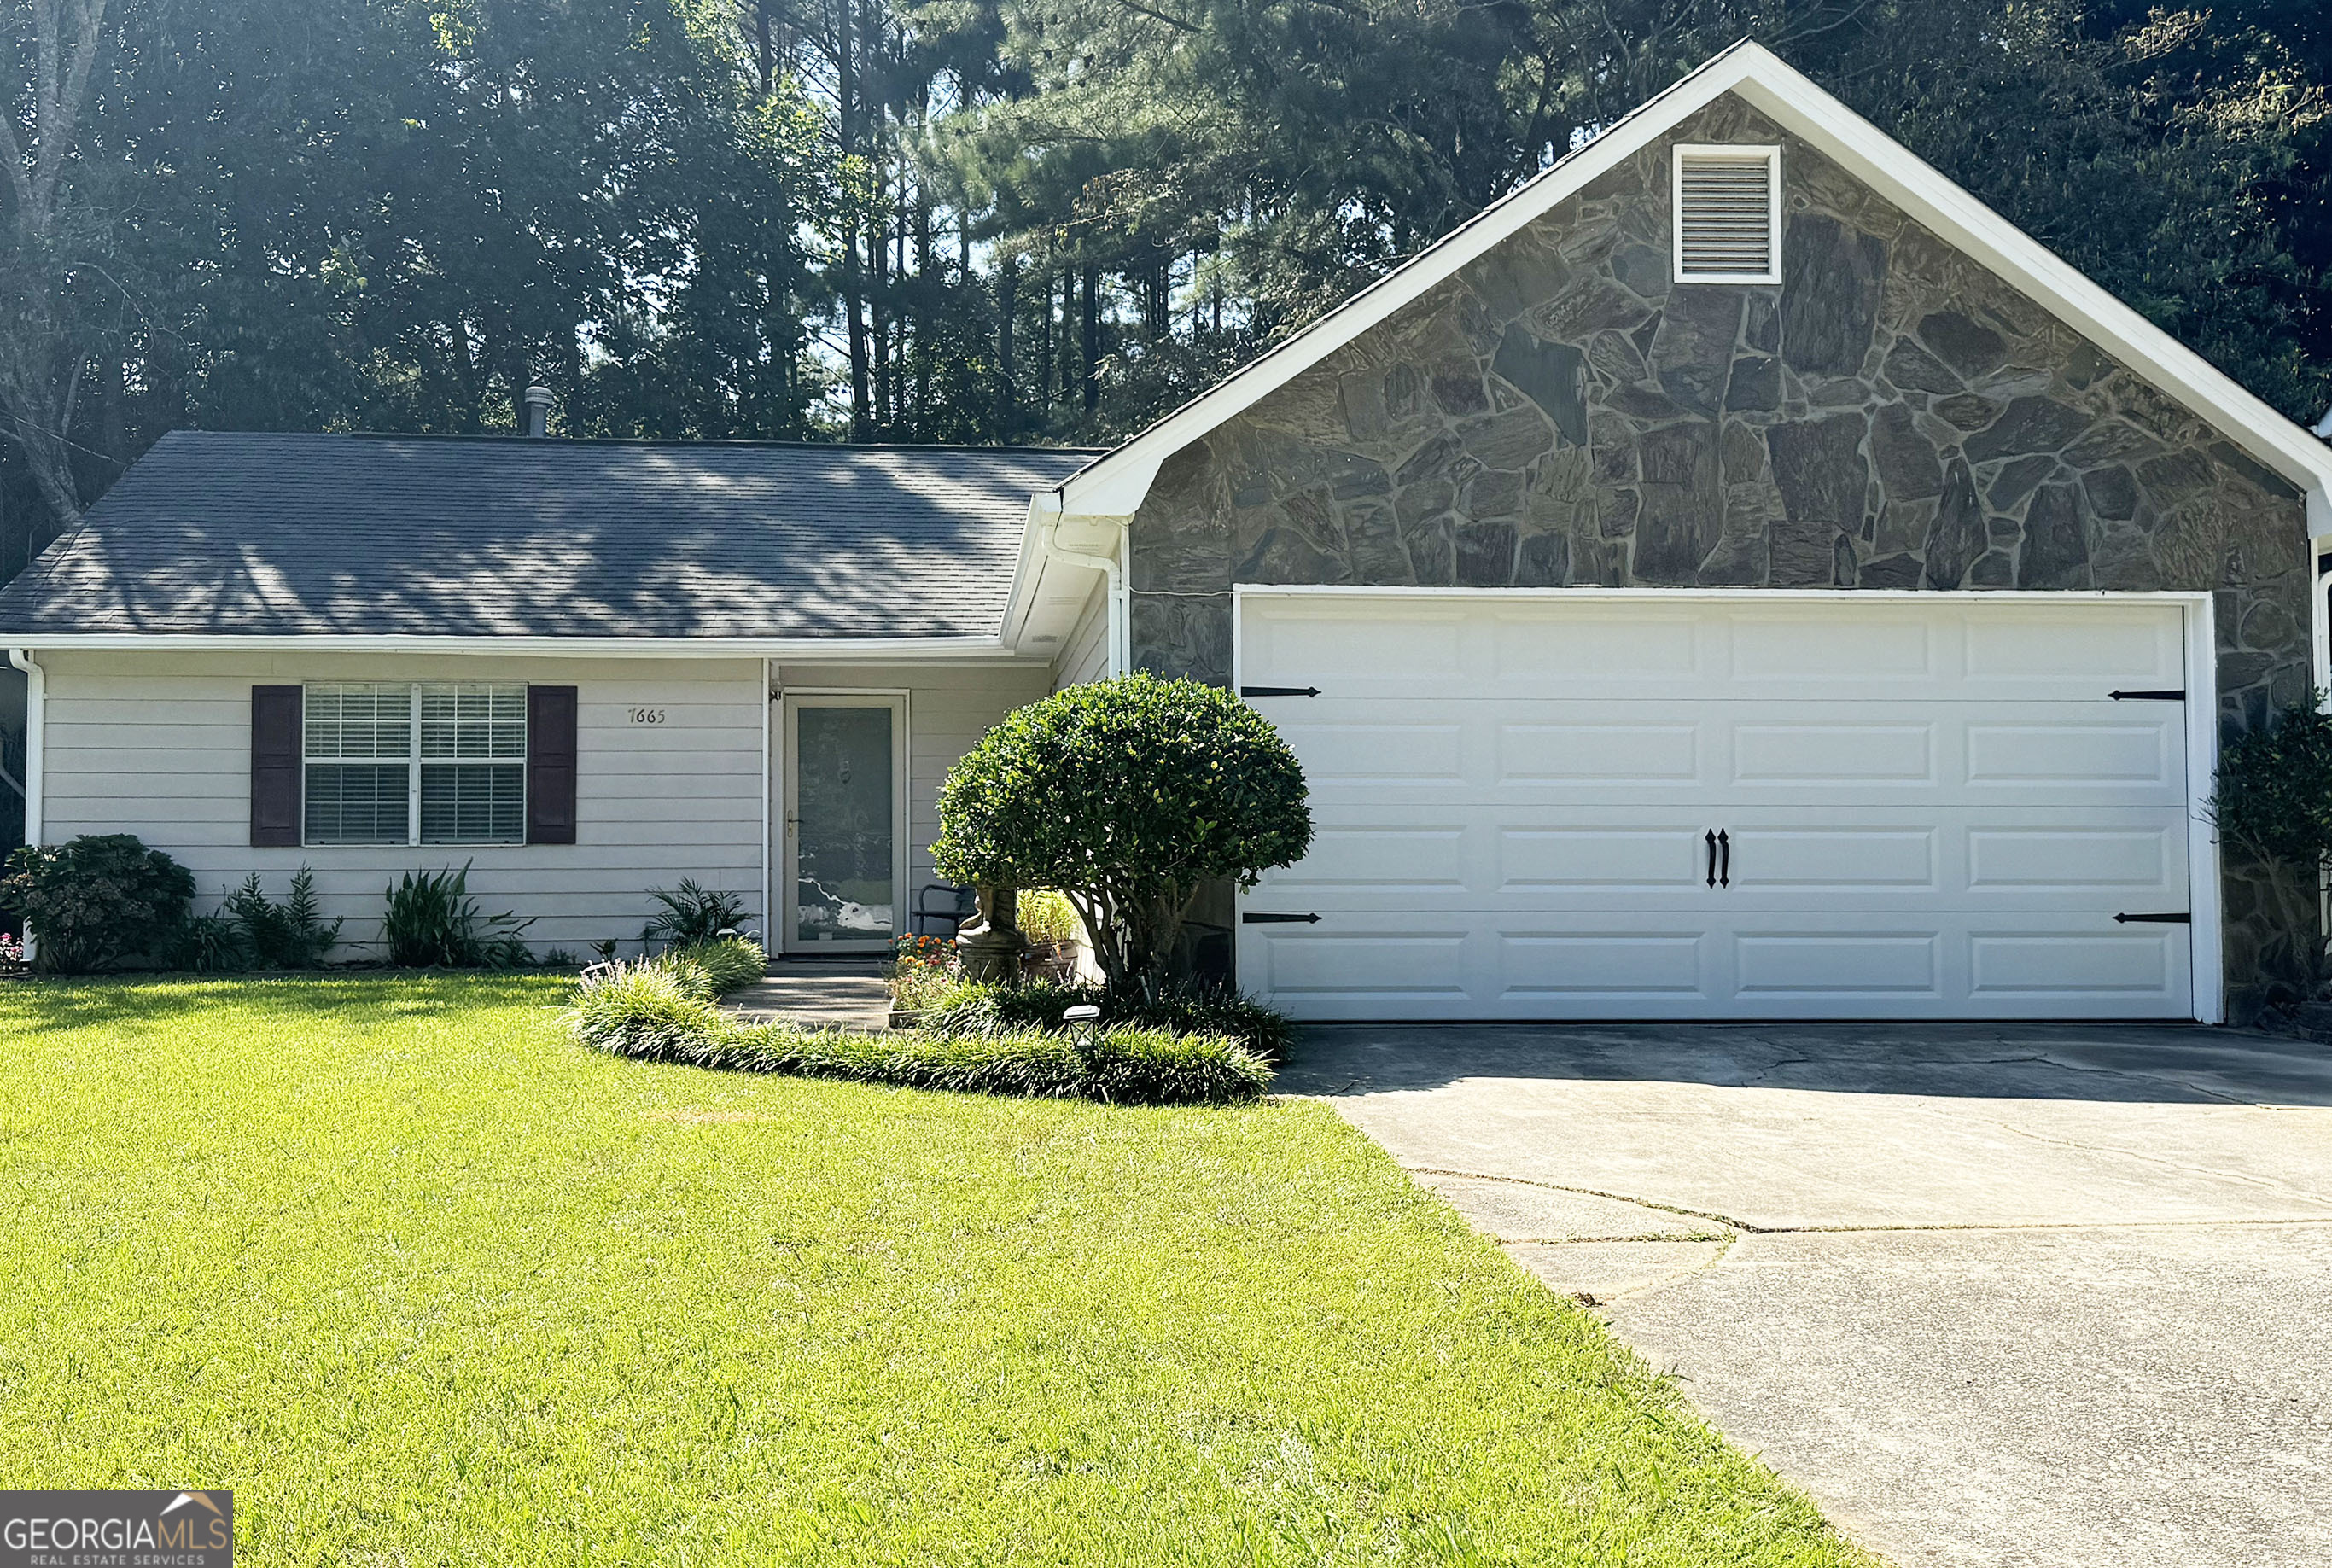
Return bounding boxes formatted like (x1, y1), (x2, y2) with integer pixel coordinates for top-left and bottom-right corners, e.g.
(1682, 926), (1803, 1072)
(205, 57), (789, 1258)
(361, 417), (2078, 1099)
(7, 648), (40, 849)
(2181, 593), (2224, 1023)
(759, 656), (774, 951)
(8, 646), (44, 967)
(1051, 40), (2332, 537)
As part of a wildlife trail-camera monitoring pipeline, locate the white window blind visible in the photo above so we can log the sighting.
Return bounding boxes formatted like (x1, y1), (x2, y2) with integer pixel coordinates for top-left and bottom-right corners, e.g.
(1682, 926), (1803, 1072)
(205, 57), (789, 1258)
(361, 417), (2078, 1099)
(305, 683), (411, 845)
(1674, 147), (1780, 283)
(420, 684), (528, 845)
(302, 681), (526, 847)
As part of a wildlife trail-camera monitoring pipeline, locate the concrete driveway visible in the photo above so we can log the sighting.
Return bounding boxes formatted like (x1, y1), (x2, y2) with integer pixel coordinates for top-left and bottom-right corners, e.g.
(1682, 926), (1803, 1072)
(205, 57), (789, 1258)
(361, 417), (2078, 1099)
(1280, 1023), (2332, 1568)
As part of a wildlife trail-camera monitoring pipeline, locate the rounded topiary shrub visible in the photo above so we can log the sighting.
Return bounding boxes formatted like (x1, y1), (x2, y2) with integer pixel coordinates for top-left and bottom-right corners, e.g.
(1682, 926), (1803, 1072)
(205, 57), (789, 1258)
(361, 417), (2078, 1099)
(0, 833), (196, 973)
(931, 673), (1313, 989)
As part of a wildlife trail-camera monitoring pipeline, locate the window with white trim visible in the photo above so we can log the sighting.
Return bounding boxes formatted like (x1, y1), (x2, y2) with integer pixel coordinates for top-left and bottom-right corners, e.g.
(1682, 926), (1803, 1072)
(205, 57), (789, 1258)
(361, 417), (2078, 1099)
(1673, 145), (1781, 284)
(304, 682), (527, 846)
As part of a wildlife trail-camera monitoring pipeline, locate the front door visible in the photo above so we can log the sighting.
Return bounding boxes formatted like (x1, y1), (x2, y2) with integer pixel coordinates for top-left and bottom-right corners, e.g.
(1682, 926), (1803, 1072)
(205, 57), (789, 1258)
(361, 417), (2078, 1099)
(782, 695), (906, 953)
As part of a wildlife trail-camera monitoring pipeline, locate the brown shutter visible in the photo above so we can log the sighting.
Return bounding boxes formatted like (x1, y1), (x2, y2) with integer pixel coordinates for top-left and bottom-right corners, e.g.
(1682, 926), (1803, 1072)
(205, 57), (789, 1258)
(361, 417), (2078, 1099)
(251, 685), (303, 847)
(527, 685), (578, 845)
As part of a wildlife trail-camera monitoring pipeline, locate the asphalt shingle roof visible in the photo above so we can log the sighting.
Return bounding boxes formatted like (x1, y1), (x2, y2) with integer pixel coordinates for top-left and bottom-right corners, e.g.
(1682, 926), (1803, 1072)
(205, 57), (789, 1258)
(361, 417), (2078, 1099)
(0, 431), (1099, 639)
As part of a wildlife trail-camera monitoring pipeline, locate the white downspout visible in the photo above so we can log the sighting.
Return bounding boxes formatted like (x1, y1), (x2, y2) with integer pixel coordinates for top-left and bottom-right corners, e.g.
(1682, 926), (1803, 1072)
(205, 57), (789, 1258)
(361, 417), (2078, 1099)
(1037, 496), (1128, 677)
(8, 647), (44, 965)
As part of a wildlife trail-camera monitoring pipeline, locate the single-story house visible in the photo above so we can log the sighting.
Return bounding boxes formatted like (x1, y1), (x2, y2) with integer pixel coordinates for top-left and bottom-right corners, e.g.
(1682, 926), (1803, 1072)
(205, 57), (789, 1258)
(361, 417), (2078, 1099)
(6, 41), (2331, 1023)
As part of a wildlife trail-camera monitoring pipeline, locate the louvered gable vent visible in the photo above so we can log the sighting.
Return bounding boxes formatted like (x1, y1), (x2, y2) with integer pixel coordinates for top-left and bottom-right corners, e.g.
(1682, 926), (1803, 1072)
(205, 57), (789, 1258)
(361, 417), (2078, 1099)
(1674, 147), (1779, 283)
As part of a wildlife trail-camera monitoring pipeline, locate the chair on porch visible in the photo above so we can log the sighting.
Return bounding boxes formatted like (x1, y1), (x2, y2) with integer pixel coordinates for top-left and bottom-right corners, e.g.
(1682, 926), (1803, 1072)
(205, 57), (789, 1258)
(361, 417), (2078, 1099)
(911, 883), (977, 939)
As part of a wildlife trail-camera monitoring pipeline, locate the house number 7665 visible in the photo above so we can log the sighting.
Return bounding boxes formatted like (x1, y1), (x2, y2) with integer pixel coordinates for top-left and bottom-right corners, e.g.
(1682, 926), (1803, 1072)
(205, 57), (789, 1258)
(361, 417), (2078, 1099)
(629, 708), (666, 725)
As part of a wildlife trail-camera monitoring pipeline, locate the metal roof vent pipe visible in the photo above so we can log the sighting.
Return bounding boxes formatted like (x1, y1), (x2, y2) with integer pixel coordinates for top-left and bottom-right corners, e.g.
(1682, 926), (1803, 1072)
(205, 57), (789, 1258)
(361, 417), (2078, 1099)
(522, 384), (554, 438)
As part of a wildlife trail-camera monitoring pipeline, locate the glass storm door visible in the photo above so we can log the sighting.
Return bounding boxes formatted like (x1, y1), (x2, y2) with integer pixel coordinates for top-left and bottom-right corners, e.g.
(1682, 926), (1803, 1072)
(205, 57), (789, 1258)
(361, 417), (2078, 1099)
(784, 696), (905, 953)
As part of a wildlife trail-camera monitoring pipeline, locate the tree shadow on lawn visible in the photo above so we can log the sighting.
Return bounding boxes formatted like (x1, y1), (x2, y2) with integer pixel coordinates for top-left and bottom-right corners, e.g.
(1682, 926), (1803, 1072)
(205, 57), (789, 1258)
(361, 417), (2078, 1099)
(0, 971), (567, 1034)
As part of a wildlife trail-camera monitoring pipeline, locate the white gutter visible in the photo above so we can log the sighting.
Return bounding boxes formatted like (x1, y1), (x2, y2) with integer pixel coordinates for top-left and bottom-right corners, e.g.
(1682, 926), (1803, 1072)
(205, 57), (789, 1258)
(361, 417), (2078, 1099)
(1020, 491), (1128, 676)
(8, 647), (43, 966)
(0, 633), (1044, 661)
(7, 649), (39, 848)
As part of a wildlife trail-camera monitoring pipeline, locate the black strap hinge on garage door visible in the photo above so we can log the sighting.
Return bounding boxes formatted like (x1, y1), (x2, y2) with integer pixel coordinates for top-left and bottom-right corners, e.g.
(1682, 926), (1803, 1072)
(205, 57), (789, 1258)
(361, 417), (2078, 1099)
(1239, 685), (1320, 698)
(2113, 912), (2191, 924)
(1242, 912), (1322, 924)
(2108, 689), (2185, 701)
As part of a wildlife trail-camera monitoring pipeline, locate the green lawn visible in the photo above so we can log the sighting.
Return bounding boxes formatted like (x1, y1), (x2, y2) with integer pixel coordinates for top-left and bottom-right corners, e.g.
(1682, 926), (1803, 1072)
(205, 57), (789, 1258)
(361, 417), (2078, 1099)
(0, 976), (1865, 1566)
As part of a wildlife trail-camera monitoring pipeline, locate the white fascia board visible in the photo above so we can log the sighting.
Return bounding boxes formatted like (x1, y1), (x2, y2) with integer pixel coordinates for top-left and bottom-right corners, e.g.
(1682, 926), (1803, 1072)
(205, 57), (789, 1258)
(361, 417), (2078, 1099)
(998, 492), (1062, 650)
(1053, 38), (2332, 533)
(3, 632), (1045, 662)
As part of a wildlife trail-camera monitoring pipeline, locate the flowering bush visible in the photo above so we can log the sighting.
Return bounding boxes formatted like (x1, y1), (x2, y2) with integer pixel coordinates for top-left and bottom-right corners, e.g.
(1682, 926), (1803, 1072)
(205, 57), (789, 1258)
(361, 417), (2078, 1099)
(891, 932), (954, 968)
(0, 931), (22, 967)
(889, 931), (965, 1012)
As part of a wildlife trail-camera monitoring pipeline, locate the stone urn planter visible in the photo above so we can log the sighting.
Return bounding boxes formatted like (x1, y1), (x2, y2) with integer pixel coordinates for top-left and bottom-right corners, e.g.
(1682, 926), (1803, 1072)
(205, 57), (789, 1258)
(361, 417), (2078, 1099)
(953, 885), (1029, 985)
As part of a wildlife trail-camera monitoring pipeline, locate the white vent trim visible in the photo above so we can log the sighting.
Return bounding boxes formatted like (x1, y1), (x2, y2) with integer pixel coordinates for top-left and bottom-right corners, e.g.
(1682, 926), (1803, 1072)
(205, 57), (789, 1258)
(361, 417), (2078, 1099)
(1673, 144), (1781, 284)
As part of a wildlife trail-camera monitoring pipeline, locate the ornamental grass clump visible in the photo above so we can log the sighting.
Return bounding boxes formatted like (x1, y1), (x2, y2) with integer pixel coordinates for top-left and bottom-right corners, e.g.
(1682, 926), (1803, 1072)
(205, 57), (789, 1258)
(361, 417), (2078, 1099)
(662, 935), (767, 994)
(570, 959), (730, 1061)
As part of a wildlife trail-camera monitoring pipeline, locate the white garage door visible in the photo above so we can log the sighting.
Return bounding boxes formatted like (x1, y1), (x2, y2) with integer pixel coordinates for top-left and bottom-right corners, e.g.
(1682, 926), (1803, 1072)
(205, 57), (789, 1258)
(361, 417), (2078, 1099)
(1235, 592), (2203, 1021)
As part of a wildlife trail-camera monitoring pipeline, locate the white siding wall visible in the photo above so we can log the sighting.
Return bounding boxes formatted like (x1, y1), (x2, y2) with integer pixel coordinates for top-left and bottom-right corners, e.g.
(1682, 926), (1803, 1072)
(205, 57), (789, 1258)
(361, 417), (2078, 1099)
(773, 662), (1053, 918)
(1050, 586), (1111, 691)
(38, 650), (766, 958)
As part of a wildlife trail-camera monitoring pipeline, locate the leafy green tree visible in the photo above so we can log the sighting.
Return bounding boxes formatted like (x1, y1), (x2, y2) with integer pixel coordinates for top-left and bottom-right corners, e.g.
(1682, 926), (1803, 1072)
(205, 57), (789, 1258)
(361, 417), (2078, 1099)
(932, 675), (1313, 990)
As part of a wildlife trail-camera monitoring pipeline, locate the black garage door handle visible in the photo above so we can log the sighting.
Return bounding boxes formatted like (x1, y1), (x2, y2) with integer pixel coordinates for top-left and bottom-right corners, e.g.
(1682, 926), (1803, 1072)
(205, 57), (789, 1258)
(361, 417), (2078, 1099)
(1242, 912), (1321, 924)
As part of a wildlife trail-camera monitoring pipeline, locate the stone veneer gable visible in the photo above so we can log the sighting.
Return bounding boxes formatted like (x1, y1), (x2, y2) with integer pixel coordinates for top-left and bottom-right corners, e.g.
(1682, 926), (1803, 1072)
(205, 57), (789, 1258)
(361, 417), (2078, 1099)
(1122, 91), (2315, 1012)
(1127, 95), (2308, 729)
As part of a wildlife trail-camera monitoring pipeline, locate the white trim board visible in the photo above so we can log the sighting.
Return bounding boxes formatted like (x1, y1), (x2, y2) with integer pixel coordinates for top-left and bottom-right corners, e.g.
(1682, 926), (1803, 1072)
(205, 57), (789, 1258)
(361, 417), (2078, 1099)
(3, 633), (1046, 662)
(1232, 584), (2224, 1024)
(1044, 41), (2332, 539)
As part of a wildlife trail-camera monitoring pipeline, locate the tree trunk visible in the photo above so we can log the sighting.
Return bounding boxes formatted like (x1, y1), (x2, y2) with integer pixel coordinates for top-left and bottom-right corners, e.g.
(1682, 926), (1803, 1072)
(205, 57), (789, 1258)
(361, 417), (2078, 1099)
(871, 194), (891, 433)
(994, 256), (1018, 433)
(0, 0), (111, 533)
(1034, 263), (1053, 415)
(836, 0), (872, 440)
(1080, 264), (1099, 414)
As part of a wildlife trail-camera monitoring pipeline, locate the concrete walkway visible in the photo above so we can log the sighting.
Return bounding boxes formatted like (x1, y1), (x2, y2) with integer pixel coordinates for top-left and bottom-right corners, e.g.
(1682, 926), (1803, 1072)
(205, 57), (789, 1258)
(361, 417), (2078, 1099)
(1280, 1023), (2332, 1568)
(724, 959), (890, 1030)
